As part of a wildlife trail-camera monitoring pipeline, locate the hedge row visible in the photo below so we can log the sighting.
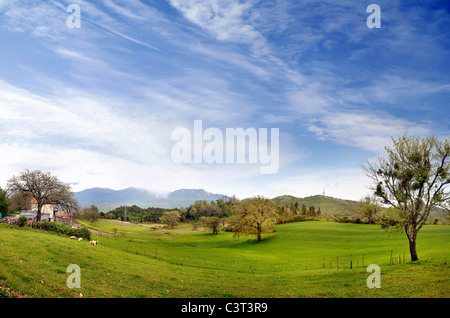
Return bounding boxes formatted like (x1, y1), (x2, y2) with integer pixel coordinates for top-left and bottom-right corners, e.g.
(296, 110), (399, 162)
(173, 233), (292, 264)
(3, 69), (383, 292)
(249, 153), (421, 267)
(32, 221), (91, 239)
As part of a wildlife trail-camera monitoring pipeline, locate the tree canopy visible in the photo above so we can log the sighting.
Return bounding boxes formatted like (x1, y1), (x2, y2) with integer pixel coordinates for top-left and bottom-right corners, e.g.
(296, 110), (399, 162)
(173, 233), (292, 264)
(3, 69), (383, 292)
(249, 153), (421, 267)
(230, 196), (278, 241)
(363, 135), (450, 261)
(6, 169), (79, 222)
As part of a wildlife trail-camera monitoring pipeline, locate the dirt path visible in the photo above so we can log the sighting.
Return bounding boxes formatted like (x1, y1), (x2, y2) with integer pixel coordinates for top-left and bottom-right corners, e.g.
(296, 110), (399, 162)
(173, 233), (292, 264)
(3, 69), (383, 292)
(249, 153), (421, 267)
(88, 228), (114, 238)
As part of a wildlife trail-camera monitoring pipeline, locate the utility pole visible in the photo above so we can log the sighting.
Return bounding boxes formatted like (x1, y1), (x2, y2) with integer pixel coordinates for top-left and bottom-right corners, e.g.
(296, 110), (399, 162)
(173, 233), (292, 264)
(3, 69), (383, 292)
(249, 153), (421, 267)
(321, 188), (325, 211)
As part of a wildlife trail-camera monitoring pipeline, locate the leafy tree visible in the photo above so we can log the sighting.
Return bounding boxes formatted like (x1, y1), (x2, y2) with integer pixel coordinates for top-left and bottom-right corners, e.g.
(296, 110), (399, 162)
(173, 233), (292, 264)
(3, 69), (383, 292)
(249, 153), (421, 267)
(200, 216), (222, 234)
(76, 205), (100, 223)
(301, 203), (307, 215)
(6, 169), (79, 222)
(363, 135), (450, 261)
(230, 196), (277, 241)
(0, 187), (9, 217)
(356, 195), (383, 224)
(159, 210), (180, 228)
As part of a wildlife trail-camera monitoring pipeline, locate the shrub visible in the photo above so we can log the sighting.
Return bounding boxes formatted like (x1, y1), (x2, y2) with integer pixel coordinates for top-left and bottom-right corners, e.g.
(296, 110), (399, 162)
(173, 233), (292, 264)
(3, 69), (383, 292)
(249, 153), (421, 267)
(32, 221), (90, 239)
(18, 216), (28, 227)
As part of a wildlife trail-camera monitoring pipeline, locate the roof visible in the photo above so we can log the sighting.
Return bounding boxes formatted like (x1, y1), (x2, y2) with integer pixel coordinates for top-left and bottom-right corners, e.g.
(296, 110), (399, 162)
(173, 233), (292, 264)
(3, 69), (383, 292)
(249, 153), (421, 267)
(30, 198), (54, 205)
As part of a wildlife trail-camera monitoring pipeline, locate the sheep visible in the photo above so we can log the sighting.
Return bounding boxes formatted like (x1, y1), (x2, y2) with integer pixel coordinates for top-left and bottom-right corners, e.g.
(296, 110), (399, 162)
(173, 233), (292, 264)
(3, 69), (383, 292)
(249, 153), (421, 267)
(70, 236), (76, 240)
(89, 240), (98, 246)
(78, 238), (83, 242)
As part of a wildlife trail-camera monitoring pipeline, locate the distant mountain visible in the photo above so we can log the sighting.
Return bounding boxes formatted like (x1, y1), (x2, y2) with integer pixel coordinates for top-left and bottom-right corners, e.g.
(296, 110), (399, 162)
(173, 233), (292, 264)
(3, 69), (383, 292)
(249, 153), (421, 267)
(168, 189), (224, 202)
(74, 187), (226, 211)
(271, 194), (360, 217)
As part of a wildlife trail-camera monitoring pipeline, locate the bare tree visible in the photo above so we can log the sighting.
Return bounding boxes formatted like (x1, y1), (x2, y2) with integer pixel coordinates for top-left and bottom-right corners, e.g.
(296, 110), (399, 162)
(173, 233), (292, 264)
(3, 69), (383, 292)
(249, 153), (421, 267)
(6, 169), (79, 222)
(363, 135), (450, 261)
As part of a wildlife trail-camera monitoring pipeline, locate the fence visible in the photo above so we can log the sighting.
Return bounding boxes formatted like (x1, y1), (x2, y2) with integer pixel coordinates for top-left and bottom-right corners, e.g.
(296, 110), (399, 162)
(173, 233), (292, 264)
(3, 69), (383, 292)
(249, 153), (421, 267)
(93, 237), (427, 275)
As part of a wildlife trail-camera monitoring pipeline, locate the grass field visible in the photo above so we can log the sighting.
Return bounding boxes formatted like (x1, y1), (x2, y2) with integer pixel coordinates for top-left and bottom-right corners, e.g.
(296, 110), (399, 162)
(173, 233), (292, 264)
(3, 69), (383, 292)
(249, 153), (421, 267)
(0, 220), (449, 298)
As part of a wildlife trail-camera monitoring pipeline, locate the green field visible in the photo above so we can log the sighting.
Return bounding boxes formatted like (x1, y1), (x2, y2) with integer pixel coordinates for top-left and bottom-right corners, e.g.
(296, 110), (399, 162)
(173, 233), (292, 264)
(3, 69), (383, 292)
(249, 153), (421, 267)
(0, 220), (449, 298)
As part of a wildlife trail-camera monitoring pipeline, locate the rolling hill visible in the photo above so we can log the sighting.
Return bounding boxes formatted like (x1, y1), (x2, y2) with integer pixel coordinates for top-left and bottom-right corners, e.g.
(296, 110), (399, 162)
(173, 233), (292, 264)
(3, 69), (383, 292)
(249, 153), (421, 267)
(272, 194), (360, 217)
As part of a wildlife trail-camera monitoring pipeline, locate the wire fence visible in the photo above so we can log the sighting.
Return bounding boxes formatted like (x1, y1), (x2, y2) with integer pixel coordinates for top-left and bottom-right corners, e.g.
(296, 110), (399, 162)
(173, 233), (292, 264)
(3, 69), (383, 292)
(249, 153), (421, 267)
(94, 237), (447, 275)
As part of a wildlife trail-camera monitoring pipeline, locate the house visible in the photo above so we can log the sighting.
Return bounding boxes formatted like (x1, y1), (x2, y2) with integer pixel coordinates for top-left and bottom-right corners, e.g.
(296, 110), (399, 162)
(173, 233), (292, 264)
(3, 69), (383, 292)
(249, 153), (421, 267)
(18, 199), (79, 227)
(19, 198), (55, 222)
(31, 198), (54, 216)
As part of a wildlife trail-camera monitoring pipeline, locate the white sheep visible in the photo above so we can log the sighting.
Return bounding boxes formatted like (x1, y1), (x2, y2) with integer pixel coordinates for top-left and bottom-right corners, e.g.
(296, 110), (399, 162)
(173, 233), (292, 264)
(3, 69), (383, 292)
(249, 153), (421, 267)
(69, 236), (76, 240)
(78, 238), (83, 242)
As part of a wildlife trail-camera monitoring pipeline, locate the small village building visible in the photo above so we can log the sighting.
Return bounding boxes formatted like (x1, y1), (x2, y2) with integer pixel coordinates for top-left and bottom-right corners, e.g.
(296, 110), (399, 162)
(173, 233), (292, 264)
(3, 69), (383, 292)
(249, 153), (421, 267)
(15, 199), (79, 227)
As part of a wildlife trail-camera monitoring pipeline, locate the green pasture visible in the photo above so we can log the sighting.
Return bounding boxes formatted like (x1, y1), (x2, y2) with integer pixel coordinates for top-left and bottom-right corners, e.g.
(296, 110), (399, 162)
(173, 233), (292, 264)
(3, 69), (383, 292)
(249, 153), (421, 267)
(0, 220), (449, 298)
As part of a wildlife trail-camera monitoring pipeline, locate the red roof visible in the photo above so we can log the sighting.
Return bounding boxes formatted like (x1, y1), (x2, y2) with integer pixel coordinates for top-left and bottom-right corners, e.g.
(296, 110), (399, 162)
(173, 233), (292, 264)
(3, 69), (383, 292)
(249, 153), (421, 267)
(30, 198), (53, 204)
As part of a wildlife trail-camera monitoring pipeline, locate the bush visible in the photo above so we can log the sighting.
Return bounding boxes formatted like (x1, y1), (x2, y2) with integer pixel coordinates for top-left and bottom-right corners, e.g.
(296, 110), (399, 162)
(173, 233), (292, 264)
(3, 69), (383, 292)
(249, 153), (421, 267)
(276, 215), (317, 224)
(17, 216), (28, 227)
(32, 221), (90, 239)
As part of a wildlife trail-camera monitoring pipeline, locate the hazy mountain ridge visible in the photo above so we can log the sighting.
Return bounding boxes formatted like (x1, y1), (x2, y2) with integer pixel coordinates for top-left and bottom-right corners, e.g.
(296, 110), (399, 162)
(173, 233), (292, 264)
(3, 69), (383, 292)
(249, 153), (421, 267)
(74, 187), (226, 211)
(75, 188), (447, 220)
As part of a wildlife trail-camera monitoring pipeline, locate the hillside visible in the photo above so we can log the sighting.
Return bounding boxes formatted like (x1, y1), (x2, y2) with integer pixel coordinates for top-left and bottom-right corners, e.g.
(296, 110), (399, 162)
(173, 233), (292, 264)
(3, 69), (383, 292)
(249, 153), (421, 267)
(272, 194), (448, 220)
(272, 195), (360, 217)
(0, 220), (449, 298)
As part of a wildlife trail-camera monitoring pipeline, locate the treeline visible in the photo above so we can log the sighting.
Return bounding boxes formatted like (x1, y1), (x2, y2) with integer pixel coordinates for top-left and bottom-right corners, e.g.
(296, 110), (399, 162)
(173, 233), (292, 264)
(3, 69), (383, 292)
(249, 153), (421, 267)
(277, 203), (321, 220)
(102, 205), (175, 223)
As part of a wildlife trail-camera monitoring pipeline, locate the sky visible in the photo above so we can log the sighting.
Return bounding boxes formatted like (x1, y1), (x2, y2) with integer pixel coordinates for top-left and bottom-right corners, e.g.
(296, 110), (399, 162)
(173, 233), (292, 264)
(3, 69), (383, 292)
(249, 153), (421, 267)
(0, 0), (449, 201)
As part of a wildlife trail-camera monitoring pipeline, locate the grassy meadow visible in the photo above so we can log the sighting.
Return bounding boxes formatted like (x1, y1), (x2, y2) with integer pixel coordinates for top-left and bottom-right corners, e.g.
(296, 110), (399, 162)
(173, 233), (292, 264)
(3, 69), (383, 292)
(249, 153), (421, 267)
(0, 219), (449, 298)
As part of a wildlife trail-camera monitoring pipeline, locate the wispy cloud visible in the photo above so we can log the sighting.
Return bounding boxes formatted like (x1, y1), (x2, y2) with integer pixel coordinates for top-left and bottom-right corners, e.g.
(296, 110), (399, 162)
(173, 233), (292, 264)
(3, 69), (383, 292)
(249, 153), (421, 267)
(0, 0), (448, 200)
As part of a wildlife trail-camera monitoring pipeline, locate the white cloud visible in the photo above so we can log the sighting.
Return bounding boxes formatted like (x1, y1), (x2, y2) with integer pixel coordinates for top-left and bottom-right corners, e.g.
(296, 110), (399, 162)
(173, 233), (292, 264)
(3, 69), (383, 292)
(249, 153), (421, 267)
(306, 112), (431, 153)
(169, 0), (268, 55)
(260, 167), (370, 201)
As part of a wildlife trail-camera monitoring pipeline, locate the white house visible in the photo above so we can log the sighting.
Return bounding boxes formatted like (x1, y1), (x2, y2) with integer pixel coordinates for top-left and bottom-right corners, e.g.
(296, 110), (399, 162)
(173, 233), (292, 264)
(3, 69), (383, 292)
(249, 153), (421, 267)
(19, 198), (55, 221)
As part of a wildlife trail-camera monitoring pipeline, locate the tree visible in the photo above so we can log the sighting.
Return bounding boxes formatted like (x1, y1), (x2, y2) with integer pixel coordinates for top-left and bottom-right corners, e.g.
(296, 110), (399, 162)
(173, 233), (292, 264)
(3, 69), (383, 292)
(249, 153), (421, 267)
(301, 203), (307, 215)
(200, 216), (222, 234)
(230, 196), (277, 241)
(363, 135), (450, 261)
(6, 169), (79, 222)
(0, 187), (9, 217)
(356, 195), (383, 224)
(76, 205), (100, 223)
(159, 210), (180, 228)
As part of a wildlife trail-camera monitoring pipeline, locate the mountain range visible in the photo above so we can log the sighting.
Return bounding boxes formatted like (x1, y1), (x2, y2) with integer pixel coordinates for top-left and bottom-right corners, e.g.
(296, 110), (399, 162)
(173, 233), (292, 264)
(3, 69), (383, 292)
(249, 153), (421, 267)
(74, 187), (447, 220)
(74, 187), (226, 211)
(74, 187), (359, 215)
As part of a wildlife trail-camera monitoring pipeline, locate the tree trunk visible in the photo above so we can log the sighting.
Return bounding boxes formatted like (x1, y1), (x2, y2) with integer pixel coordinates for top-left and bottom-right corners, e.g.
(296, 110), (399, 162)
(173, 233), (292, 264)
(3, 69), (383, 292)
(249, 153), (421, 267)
(34, 206), (42, 223)
(407, 228), (419, 261)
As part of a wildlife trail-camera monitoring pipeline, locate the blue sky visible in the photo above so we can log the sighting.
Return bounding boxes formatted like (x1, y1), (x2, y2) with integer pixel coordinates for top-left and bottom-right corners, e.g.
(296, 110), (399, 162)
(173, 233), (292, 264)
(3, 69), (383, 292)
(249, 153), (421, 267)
(0, 0), (449, 201)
